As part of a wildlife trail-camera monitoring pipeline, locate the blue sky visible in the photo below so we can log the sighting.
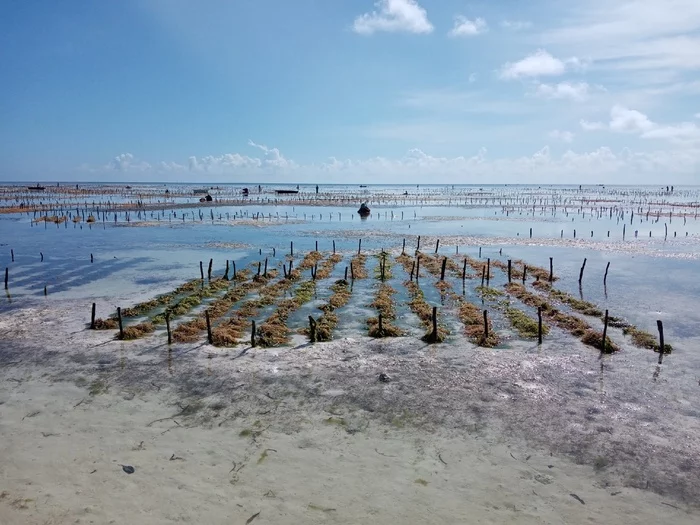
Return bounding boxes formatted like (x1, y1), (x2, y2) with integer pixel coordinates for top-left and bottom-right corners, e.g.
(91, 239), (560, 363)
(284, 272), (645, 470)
(1, 0), (699, 183)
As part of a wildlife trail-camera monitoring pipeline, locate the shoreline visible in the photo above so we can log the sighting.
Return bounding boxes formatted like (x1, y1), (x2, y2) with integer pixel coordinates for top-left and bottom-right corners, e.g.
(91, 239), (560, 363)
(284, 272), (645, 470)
(1, 300), (699, 523)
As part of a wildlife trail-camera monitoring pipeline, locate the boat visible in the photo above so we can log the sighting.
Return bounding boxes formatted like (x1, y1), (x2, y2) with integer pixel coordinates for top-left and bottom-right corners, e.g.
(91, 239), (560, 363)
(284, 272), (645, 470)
(27, 184), (45, 191)
(274, 189), (299, 195)
(357, 202), (371, 217)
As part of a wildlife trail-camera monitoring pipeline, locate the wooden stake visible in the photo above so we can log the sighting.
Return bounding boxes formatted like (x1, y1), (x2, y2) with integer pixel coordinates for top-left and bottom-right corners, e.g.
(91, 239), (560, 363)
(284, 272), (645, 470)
(344, 266), (348, 281)
(358, 238), (362, 255)
(415, 256), (420, 278)
(578, 258), (587, 284)
(378, 313), (383, 335)
(601, 309), (609, 353)
(483, 310), (489, 339)
(90, 253), (94, 263)
(440, 257), (447, 281)
(251, 320), (256, 347)
(486, 258), (490, 283)
(257, 261), (261, 276)
(549, 257), (553, 282)
(40, 252), (43, 262)
(537, 307), (542, 344)
(402, 238), (406, 254)
(350, 262), (355, 280)
(117, 307), (124, 339)
(309, 316), (316, 342)
(44, 285), (47, 296)
(507, 260), (512, 283)
(657, 320), (665, 364)
(91, 303), (96, 329)
(431, 307), (438, 343)
(410, 261), (415, 281)
(11, 249), (14, 262)
(481, 265), (486, 286)
(290, 241), (294, 256)
(435, 239), (440, 254)
(462, 258), (467, 281)
(165, 312), (172, 345)
(207, 259), (213, 281)
(199, 261), (204, 280)
(333, 240), (336, 254)
(224, 260), (230, 280)
(4, 267), (7, 290)
(264, 258), (268, 277)
(205, 310), (213, 344)
(232, 260), (237, 279)
(522, 265), (527, 284)
(603, 262), (610, 286)
(417, 236), (421, 251)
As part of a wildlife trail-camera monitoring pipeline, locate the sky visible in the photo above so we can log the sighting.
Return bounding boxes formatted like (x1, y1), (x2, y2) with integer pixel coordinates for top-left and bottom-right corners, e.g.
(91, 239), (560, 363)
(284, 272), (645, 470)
(1, 0), (699, 184)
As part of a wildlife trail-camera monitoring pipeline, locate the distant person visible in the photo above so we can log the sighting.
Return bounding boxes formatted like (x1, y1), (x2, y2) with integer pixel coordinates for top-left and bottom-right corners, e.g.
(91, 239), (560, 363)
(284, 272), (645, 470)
(258, 185), (261, 193)
(316, 185), (319, 194)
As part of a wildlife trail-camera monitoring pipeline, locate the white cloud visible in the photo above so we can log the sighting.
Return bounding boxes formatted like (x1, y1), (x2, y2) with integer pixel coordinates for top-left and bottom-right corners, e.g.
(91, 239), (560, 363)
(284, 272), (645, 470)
(542, 0), (700, 73)
(695, 113), (700, 119)
(353, 0), (433, 35)
(642, 122), (700, 141)
(500, 50), (581, 79)
(110, 153), (151, 172)
(90, 143), (700, 184)
(580, 119), (606, 131)
(536, 82), (590, 102)
(501, 20), (532, 31)
(581, 106), (700, 144)
(549, 130), (575, 143)
(609, 105), (655, 133)
(448, 16), (487, 37)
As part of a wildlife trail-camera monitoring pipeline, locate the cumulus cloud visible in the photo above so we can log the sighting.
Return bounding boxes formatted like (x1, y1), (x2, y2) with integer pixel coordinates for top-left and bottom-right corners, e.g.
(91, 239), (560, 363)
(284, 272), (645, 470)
(536, 82), (590, 102)
(581, 106), (700, 144)
(353, 0), (433, 35)
(580, 119), (606, 131)
(448, 16), (487, 37)
(549, 130), (575, 143)
(609, 105), (655, 133)
(109, 153), (151, 172)
(91, 142), (700, 184)
(500, 50), (581, 79)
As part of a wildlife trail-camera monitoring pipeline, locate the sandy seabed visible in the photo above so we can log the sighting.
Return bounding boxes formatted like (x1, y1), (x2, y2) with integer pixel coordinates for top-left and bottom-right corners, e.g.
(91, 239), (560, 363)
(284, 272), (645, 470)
(1, 301), (699, 525)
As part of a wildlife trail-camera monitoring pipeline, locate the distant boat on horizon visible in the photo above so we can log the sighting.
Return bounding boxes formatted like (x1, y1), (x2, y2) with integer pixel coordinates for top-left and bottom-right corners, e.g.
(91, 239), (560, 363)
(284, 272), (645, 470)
(28, 183), (45, 191)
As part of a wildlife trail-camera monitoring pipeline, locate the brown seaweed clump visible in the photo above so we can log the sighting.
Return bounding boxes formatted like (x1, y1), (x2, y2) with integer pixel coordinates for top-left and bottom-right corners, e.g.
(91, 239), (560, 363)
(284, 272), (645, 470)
(454, 295), (499, 347)
(581, 330), (619, 353)
(304, 279), (353, 342)
(503, 282), (617, 352)
(93, 318), (118, 330)
(350, 253), (368, 279)
(119, 322), (156, 340)
(623, 326), (673, 353)
(403, 281), (449, 343)
(504, 306), (550, 339)
(367, 283), (403, 338)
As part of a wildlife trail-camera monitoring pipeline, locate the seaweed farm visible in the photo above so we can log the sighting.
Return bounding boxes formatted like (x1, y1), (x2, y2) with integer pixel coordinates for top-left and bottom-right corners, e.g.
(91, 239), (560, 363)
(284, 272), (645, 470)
(2, 182), (700, 521)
